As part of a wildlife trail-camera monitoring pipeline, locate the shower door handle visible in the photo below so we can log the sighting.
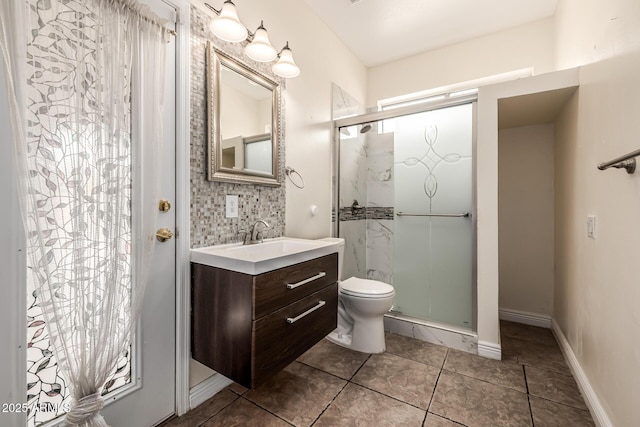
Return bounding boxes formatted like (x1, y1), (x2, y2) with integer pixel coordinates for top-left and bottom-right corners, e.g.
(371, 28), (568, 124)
(396, 212), (470, 218)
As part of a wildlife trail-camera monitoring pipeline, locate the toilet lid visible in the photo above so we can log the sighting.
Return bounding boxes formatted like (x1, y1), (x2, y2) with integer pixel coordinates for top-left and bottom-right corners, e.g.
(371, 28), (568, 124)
(340, 277), (395, 298)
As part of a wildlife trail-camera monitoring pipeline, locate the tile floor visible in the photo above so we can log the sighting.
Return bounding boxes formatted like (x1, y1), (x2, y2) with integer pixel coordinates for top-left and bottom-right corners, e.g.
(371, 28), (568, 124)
(160, 321), (595, 426)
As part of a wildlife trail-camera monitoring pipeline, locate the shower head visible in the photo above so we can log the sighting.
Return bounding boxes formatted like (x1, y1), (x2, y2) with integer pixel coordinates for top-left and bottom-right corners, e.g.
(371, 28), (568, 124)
(360, 123), (372, 134)
(340, 127), (351, 136)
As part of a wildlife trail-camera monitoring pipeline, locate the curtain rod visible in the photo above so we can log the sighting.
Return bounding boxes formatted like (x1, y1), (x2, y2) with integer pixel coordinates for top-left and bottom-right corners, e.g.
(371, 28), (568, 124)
(116, 0), (177, 36)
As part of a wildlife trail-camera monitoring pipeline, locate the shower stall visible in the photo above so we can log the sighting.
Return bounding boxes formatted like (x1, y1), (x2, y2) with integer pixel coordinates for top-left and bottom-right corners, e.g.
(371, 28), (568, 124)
(333, 95), (477, 335)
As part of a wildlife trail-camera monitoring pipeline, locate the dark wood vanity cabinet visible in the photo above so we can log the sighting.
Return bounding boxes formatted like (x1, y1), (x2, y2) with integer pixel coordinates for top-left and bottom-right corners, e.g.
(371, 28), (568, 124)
(191, 253), (338, 388)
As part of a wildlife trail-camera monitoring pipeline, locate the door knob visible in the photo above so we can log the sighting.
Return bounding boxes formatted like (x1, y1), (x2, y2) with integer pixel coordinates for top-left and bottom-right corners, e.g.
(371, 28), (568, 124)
(156, 228), (174, 242)
(159, 199), (171, 212)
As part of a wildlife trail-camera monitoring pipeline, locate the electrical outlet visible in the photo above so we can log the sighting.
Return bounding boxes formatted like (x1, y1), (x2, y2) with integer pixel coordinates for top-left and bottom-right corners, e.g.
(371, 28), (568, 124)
(226, 195), (238, 218)
(587, 215), (596, 239)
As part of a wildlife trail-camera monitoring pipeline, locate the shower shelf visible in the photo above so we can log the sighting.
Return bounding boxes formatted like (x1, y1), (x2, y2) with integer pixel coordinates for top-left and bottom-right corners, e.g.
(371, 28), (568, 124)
(396, 212), (470, 218)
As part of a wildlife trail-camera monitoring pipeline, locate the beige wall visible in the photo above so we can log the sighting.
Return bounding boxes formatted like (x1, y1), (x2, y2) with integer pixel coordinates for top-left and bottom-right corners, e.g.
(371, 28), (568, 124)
(554, 1), (640, 425)
(498, 125), (555, 317)
(367, 18), (555, 104)
(555, 0), (640, 69)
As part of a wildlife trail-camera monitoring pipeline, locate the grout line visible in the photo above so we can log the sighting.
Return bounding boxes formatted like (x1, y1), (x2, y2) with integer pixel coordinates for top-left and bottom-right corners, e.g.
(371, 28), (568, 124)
(520, 361), (573, 377)
(425, 346), (448, 413)
(440, 367), (528, 394)
(349, 353), (372, 380)
(425, 412), (469, 427)
(425, 369), (442, 415)
(228, 387), (248, 396)
(309, 379), (350, 426)
(532, 395), (594, 413)
(239, 396), (295, 426)
(348, 381), (427, 411)
(523, 365), (536, 427)
(196, 392), (241, 427)
(385, 349), (449, 371)
(421, 410), (428, 426)
(295, 357), (368, 382)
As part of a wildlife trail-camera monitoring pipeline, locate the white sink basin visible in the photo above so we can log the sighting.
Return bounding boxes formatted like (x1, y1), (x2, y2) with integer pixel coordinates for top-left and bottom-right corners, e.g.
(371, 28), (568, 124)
(190, 237), (340, 275)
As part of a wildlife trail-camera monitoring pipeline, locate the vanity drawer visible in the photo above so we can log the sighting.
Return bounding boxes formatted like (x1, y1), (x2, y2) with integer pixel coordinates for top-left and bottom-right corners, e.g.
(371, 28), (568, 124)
(253, 253), (338, 319)
(252, 284), (337, 387)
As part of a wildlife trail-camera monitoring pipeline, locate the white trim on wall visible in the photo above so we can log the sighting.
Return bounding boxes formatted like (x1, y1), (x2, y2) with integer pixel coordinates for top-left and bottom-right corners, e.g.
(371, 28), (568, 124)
(551, 320), (613, 427)
(172, 0), (192, 417)
(499, 308), (552, 329)
(189, 374), (233, 410)
(477, 340), (502, 360)
(0, 67), (27, 427)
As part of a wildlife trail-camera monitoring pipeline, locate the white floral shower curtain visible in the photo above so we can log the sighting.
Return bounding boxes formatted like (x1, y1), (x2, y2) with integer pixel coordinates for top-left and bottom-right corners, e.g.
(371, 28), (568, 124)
(0, 0), (170, 426)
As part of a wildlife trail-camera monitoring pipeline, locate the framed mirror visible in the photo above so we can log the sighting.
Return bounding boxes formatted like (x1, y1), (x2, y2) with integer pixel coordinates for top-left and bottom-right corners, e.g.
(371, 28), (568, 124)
(207, 42), (281, 185)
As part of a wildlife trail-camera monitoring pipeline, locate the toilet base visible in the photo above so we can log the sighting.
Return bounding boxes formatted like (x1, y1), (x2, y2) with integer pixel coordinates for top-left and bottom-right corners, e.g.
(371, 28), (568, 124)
(326, 315), (387, 354)
(326, 328), (352, 348)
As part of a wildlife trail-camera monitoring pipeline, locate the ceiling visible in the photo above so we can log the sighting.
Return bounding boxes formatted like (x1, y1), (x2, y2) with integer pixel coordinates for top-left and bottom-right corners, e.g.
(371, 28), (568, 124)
(302, 0), (558, 67)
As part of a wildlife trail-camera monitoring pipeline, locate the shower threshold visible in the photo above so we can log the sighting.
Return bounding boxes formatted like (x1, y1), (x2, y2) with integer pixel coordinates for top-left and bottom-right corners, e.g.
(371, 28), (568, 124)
(384, 312), (478, 355)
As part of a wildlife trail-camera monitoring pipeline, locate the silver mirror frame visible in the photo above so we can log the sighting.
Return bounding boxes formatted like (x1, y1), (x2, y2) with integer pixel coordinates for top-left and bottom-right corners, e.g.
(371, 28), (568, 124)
(206, 42), (281, 186)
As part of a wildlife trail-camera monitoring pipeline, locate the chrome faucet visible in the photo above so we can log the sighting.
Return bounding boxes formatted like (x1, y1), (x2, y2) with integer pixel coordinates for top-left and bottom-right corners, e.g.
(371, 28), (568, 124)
(244, 220), (270, 245)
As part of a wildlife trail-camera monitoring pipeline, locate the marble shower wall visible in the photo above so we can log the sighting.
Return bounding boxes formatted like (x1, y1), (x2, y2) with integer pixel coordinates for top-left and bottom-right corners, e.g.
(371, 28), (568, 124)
(333, 84), (367, 279)
(365, 126), (394, 285)
(366, 127), (394, 208)
(339, 134), (367, 211)
(333, 85), (395, 284)
(190, 7), (286, 248)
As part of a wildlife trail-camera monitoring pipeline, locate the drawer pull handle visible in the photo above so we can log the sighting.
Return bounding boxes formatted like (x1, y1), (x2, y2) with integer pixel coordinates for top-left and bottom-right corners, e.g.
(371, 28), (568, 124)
(286, 272), (326, 290)
(286, 301), (326, 324)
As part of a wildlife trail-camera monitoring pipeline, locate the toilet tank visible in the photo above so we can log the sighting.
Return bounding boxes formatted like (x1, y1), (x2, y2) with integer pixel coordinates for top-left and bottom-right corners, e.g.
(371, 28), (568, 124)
(319, 237), (344, 281)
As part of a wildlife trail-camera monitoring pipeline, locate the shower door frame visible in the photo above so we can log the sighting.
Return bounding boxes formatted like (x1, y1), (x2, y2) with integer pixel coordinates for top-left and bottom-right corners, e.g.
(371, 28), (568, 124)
(332, 94), (478, 332)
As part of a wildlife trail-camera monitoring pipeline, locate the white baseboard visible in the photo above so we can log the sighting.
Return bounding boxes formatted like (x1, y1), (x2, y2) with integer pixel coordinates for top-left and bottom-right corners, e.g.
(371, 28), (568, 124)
(189, 373), (233, 410)
(477, 340), (502, 360)
(499, 308), (552, 328)
(551, 320), (612, 427)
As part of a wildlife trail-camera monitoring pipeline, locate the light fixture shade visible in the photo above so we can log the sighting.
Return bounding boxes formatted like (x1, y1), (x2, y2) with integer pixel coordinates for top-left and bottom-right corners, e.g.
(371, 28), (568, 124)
(210, 1), (248, 42)
(272, 44), (300, 78)
(244, 24), (277, 62)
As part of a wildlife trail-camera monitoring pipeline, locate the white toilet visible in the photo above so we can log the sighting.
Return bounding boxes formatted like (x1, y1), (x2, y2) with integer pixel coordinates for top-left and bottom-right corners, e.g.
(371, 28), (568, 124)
(322, 238), (395, 353)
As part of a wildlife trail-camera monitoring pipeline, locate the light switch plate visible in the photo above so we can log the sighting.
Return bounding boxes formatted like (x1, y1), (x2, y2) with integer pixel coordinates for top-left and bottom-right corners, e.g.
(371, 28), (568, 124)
(587, 215), (596, 239)
(226, 195), (239, 218)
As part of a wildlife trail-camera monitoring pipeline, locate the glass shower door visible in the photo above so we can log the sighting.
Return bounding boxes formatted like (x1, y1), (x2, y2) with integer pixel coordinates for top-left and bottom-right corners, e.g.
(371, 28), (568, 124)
(392, 103), (474, 329)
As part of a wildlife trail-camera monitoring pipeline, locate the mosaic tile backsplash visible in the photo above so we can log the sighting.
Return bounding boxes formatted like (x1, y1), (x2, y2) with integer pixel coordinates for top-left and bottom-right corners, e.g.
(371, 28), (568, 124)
(190, 6), (286, 247)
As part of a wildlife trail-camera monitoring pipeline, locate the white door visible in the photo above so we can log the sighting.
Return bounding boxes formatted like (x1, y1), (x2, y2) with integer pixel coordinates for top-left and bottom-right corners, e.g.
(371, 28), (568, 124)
(0, 0), (180, 425)
(101, 0), (177, 424)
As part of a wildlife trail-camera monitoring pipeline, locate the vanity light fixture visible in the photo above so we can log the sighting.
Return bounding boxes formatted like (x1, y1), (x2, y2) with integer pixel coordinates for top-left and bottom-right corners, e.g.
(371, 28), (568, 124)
(272, 43), (300, 78)
(204, 2), (300, 78)
(244, 21), (277, 62)
(208, 0), (247, 42)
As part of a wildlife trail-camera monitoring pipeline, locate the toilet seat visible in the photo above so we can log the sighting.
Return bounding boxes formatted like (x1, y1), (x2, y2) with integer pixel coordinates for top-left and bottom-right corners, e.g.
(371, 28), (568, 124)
(340, 277), (395, 298)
